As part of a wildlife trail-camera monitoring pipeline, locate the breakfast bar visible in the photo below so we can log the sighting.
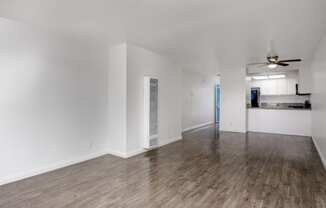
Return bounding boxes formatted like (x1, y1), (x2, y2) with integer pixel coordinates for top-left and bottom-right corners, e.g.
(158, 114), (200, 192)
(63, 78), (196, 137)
(247, 107), (311, 136)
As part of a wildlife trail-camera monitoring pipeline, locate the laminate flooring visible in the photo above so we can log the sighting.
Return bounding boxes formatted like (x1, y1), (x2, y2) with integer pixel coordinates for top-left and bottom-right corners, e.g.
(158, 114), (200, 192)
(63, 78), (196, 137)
(1, 125), (326, 208)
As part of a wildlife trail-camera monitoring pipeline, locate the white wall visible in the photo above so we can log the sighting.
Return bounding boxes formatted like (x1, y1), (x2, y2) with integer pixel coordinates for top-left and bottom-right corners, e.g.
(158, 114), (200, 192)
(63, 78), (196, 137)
(220, 66), (246, 133)
(127, 44), (183, 154)
(181, 70), (216, 131)
(311, 32), (326, 168)
(107, 43), (127, 156)
(0, 18), (109, 185)
(299, 63), (313, 94)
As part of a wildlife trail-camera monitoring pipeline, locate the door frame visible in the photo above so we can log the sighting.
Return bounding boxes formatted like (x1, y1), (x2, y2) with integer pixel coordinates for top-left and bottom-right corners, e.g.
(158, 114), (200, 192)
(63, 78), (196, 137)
(215, 84), (221, 124)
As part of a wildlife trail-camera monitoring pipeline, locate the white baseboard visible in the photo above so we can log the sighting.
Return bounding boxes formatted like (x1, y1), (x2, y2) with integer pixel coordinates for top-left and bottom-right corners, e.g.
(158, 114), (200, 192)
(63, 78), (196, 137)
(125, 149), (147, 158)
(0, 150), (111, 186)
(159, 135), (183, 147)
(106, 149), (129, 158)
(124, 136), (183, 158)
(182, 122), (214, 132)
(220, 130), (247, 133)
(0, 135), (183, 186)
(245, 130), (310, 137)
(312, 137), (326, 170)
(103, 149), (146, 159)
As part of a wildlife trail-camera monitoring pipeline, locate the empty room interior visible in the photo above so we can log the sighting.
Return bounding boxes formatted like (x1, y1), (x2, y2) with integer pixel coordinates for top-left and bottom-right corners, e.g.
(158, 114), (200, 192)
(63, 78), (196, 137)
(1, 1), (326, 207)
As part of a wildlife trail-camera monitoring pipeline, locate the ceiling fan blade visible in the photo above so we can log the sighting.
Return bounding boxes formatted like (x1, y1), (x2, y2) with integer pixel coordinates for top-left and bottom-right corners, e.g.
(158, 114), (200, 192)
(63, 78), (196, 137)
(277, 62), (289, 66)
(278, 59), (302, 62)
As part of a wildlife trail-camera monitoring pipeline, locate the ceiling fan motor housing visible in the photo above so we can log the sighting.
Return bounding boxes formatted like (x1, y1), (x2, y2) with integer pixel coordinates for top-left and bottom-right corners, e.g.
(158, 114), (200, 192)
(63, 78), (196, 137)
(267, 55), (279, 63)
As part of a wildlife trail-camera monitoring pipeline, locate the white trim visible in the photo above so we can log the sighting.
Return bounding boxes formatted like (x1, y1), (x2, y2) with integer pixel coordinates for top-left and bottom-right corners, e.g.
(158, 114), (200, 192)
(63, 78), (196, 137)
(312, 137), (326, 170)
(0, 150), (111, 186)
(107, 149), (129, 158)
(125, 149), (147, 158)
(182, 122), (214, 132)
(246, 130), (310, 137)
(124, 136), (182, 158)
(220, 130), (247, 133)
(0, 135), (183, 186)
(159, 136), (183, 147)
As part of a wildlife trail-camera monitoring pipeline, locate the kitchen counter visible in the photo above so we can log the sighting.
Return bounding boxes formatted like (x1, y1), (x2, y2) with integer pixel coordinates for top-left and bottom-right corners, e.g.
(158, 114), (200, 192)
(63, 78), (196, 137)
(247, 106), (311, 111)
(247, 108), (311, 136)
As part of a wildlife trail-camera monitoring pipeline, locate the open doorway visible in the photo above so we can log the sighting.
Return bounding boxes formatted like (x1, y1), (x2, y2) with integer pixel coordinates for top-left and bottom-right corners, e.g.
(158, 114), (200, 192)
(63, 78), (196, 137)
(215, 84), (221, 126)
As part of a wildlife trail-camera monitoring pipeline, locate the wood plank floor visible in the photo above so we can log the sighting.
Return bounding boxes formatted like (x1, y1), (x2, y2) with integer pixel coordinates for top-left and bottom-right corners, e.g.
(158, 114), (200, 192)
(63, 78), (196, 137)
(1, 125), (326, 208)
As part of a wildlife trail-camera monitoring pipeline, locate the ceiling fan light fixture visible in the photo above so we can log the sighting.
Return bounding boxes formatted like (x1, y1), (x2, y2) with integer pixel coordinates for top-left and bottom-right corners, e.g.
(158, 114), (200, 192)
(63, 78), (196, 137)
(268, 63), (278, 69)
(268, 74), (286, 79)
(252, 76), (268, 80)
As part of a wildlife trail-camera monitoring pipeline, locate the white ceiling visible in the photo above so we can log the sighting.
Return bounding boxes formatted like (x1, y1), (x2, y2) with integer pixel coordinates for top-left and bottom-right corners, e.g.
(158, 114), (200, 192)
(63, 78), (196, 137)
(1, 0), (326, 75)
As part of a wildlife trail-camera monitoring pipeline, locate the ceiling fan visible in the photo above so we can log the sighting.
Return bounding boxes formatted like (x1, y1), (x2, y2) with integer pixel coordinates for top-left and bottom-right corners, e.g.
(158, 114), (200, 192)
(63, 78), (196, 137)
(247, 41), (302, 69)
(247, 55), (302, 69)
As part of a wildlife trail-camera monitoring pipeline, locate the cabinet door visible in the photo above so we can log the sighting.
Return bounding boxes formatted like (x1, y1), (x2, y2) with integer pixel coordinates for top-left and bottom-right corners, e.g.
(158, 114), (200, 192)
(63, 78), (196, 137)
(276, 79), (287, 95)
(274, 79), (281, 95)
(269, 79), (277, 95)
(287, 79), (297, 95)
(259, 80), (268, 95)
(260, 80), (273, 95)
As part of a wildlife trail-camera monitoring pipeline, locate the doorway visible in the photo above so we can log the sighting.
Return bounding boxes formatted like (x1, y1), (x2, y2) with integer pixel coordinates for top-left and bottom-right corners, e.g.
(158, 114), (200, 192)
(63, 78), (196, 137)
(215, 84), (221, 125)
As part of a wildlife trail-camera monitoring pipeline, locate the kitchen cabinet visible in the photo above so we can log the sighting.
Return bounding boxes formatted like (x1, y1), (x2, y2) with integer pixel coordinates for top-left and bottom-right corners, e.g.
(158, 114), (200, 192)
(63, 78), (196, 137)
(250, 78), (297, 96)
(287, 78), (297, 95)
(275, 79), (286, 95)
(260, 80), (272, 95)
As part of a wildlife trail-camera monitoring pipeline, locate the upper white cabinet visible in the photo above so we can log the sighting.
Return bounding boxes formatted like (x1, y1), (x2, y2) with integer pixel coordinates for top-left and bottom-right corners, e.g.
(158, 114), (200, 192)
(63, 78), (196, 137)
(250, 78), (297, 96)
(275, 79), (286, 95)
(262, 80), (276, 95)
(287, 78), (297, 95)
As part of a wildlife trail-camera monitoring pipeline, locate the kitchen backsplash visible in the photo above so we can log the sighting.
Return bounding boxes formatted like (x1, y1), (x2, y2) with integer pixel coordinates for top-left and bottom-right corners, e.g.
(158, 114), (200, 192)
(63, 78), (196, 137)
(260, 94), (310, 103)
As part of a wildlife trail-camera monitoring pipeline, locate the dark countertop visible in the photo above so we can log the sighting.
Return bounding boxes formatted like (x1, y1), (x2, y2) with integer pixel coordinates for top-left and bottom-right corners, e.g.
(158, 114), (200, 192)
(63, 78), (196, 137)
(247, 106), (311, 111)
